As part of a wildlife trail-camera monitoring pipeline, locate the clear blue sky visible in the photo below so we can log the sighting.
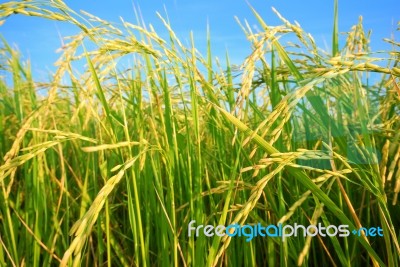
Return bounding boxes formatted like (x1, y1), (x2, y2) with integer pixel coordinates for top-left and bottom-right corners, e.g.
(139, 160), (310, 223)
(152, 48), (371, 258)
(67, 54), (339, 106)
(1, 0), (399, 79)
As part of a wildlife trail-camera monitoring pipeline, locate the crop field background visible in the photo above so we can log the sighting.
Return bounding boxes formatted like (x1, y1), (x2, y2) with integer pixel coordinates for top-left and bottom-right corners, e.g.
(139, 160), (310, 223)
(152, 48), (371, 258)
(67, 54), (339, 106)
(0, 0), (399, 266)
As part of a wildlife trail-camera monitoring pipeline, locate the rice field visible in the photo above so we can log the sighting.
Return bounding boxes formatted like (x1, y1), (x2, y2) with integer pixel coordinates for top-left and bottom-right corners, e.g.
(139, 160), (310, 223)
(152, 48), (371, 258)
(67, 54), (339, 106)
(0, 0), (399, 266)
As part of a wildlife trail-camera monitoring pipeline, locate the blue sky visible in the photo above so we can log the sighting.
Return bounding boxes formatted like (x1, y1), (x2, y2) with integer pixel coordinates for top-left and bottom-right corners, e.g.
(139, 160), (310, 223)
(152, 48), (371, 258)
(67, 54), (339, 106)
(1, 0), (399, 79)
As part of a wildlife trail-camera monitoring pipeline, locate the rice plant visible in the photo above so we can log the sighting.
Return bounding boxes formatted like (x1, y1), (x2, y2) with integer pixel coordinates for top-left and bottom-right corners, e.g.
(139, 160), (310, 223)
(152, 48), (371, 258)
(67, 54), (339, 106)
(0, 0), (399, 266)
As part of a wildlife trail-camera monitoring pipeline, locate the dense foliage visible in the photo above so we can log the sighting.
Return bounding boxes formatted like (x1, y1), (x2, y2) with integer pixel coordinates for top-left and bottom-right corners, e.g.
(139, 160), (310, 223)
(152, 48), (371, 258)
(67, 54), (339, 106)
(0, 1), (399, 266)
